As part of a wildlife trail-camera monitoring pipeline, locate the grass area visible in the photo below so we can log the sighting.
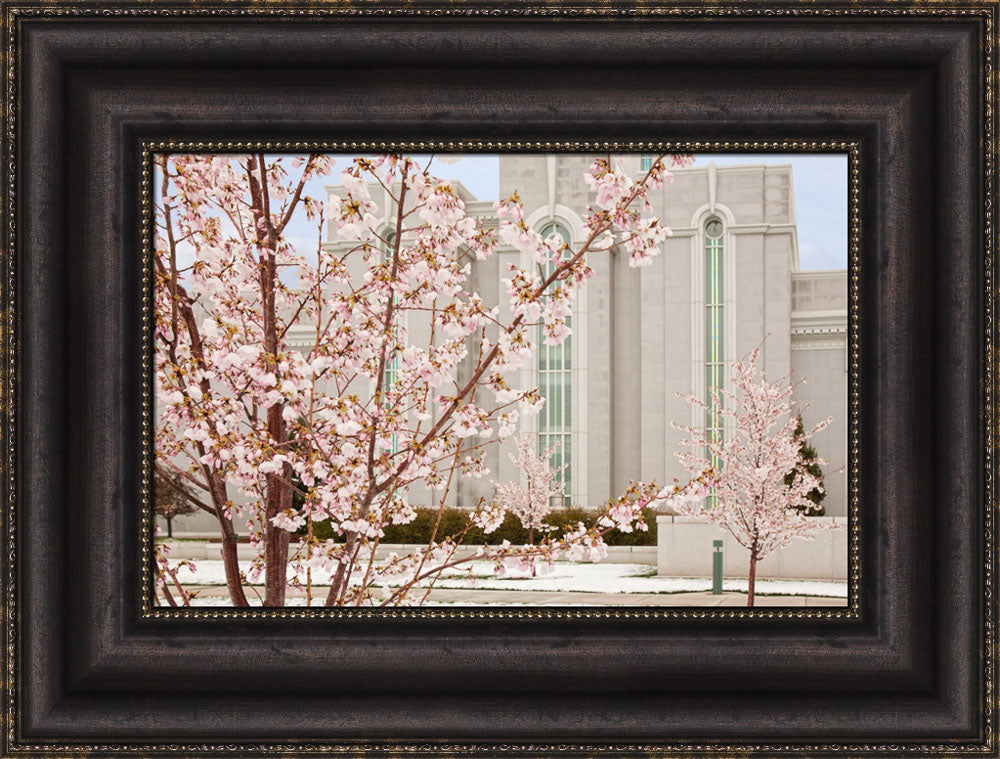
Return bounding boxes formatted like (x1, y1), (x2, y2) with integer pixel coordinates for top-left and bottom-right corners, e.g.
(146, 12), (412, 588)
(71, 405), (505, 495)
(157, 538), (211, 543)
(631, 568), (660, 579)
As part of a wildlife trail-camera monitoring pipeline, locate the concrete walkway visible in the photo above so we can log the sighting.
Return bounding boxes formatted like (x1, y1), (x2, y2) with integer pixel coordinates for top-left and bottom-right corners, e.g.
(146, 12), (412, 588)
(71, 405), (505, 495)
(186, 585), (847, 607)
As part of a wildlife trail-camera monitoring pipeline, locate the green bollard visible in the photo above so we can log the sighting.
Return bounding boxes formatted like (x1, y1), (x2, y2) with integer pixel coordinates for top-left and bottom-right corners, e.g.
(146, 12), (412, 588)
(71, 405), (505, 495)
(712, 539), (724, 595)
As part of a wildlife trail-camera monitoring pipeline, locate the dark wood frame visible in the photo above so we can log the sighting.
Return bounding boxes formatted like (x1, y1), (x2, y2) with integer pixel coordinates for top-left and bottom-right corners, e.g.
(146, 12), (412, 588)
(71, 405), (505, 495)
(2, 2), (996, 755)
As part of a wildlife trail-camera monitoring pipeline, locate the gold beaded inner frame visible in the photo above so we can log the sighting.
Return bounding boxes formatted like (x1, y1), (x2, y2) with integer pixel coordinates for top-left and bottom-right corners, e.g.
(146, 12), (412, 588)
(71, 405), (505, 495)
(140, 140), (862, 622)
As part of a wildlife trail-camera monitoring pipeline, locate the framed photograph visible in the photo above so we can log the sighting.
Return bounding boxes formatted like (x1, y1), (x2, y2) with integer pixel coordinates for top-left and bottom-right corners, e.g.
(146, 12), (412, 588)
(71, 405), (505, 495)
(2, 1), (996, 755)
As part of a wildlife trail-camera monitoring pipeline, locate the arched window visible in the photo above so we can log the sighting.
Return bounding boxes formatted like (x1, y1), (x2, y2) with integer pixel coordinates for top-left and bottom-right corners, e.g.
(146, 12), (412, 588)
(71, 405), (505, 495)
(537, 221), (573, 503)
(704, 218), (725, 506)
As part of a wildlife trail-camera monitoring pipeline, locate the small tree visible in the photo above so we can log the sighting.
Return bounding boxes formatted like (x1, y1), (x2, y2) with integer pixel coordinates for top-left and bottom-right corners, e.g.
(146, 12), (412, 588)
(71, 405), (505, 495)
(494, 436), (565, 546)
(663, 347), (839, 606)
(154, 468), (200, 538)
(785, 413), (826, 515)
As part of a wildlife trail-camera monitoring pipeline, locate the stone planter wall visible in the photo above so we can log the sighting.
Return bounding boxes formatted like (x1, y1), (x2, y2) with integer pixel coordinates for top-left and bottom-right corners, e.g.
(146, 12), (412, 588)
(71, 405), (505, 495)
(656, 515), (849, 580)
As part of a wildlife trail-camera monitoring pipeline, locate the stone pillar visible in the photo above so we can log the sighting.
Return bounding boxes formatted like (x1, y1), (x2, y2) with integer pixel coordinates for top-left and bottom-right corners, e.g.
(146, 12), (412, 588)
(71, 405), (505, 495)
(611, 250), (642, 494)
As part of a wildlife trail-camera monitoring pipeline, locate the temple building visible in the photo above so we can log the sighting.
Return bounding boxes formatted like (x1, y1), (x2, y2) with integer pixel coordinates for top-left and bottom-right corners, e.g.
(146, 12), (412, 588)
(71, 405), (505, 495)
(321, 155), (849, 517)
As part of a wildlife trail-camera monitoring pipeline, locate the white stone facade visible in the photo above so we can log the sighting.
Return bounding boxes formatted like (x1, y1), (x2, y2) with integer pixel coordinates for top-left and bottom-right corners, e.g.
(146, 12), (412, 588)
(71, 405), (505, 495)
(440, 156), (849, 517)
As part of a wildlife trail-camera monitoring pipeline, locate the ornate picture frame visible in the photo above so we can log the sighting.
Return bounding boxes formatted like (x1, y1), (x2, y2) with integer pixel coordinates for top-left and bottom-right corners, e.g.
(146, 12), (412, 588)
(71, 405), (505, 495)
(140, 139), (860, 617)
(2, 1), (996, 755)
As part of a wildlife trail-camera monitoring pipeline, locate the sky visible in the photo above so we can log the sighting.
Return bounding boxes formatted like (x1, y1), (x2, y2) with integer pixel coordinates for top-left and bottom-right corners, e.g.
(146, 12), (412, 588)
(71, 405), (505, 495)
(280, 152), (848, 271)
(690, 153), (848, 271)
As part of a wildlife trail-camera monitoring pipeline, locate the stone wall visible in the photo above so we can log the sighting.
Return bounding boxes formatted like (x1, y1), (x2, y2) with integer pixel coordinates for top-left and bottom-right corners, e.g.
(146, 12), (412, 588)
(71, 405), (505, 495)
(656, 515), (849, 580)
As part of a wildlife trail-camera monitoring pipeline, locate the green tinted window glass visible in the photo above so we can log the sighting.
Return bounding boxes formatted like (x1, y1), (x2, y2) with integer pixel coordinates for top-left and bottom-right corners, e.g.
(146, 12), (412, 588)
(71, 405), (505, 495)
(381, 230), (399, 454)
(705, 219), (724, 508)
(537, 222), (573, 503)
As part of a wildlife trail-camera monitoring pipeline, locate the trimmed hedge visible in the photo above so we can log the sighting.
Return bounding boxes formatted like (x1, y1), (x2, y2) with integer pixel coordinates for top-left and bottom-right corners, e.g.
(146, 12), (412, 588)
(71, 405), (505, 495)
(298, 506), (658, 547)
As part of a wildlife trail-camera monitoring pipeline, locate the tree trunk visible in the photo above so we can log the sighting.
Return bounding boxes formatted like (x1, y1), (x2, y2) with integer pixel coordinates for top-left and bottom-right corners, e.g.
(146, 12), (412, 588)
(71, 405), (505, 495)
(325, 534), (356, 606)
(747, 551), (757, 607)
(248, 153), (292, 608)
(196, 466), (250, 607)
(166, 516), (173, 538)
(217, 514), (250, 607)
(528, 528), (536, 576)
(305, 516), (313, 607)
(263, 449), (291, 606)
(260, 261), (290, 606)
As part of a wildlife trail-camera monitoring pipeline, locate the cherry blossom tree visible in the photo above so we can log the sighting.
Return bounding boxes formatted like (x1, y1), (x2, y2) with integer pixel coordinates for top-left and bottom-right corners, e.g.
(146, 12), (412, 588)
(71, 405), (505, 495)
(154, 151), (697, 607)
(493, 435), (566, 575)
(494, 435), (565, 545)
(659, 347), (839, 606)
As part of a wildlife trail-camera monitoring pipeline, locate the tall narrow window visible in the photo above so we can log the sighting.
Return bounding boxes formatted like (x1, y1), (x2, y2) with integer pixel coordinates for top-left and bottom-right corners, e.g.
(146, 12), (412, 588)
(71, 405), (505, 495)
(381, 230), (399, 454)
(704, 218), (725, 507)
(537, 221), (573, 504)
(639, 155), (653, 172)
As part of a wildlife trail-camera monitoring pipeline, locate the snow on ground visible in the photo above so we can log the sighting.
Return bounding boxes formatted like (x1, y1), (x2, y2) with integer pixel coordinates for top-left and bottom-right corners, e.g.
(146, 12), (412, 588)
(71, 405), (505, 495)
(169, 559), (847, 599)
